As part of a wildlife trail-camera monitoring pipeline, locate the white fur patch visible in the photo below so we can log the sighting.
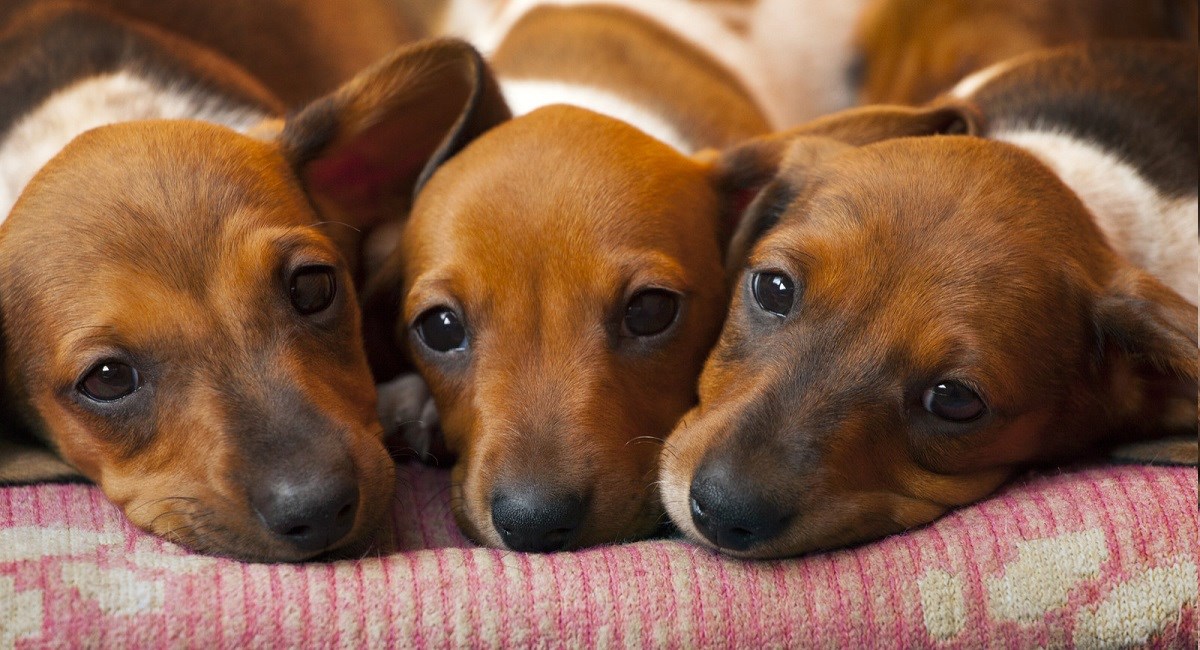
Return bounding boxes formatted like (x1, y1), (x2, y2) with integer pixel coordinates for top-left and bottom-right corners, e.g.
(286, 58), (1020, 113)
(501, 77), (693, 152)
(0, 71), (266, 222)
(747, 0), (870, 126)
(471, 0), (772, 123)
(998, 129), (1200, 302)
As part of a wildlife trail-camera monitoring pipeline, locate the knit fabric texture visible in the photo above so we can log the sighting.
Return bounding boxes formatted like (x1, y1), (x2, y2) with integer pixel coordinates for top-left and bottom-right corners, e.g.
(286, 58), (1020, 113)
(1, 463), (1195, 648)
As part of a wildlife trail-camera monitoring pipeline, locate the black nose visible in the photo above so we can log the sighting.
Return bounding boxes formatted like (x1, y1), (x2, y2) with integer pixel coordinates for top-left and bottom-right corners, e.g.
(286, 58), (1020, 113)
(491, 487), (587, 553)
(689, 460), (790, 552)
(251, 472), (359, 555)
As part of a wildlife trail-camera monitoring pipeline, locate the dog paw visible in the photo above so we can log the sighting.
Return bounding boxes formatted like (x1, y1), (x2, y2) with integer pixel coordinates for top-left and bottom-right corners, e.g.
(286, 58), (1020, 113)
(376, 373), (449, 465)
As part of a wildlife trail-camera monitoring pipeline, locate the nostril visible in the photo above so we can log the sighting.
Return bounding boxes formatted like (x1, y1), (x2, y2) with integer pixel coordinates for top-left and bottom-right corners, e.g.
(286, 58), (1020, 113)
(285, 524), (312, 538)
(491, 487), (588, 553)
(251, 473), (360, 554)
(689, 462), (792, 552)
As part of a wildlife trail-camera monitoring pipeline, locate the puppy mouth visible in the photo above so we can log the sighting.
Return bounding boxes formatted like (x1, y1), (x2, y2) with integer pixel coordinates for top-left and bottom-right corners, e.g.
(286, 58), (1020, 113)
(450, 473), (663, 552)
(141, 490), (388, 563)
(132, 444), (394, 562)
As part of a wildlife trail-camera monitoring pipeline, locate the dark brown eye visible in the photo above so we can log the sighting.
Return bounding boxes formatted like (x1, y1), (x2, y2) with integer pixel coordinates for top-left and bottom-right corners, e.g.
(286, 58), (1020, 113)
(624, 289), (679, 337)
(922, 381), (986, 422)
(290, 266), (336, 315)
(416, 308), (467, 353)
(78, 361), (140, 402)
(752, 272), (795, 317)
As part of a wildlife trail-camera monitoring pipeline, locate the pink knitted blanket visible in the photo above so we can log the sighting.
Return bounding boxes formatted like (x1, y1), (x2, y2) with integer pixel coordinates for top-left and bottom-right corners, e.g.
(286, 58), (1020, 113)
(1, 464), (1195, 647)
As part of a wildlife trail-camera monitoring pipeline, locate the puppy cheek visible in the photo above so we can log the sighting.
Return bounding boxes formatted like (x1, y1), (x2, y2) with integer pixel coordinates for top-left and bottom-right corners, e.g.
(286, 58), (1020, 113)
(657, 407), (718, 543)
(450, 430), (505, 547)
(344, 434), (396, 546)
(590, 441), (663, 543)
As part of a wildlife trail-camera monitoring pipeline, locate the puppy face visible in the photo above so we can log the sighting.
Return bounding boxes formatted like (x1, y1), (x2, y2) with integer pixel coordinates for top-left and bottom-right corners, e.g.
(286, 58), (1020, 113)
(0, 123), (392, 560)
(381, 106), (733, 551)
(0, 39), (510, 560)
(661, 136), (1197, 558)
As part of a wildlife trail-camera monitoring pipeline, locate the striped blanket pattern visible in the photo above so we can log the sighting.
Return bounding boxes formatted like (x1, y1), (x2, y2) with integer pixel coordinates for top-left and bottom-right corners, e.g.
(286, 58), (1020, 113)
(1, 463), (1195, 648)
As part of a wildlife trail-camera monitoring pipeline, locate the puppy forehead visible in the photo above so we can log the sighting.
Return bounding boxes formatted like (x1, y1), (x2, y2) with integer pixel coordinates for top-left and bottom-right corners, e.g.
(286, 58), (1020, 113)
(4, 121), (331, 287)
(747, 140), (1091, 396)
(410, 106), (716, 243)
(406, 108), (719, 292)
(767, 138), (1092, 274)
(10, 120), (312, 238)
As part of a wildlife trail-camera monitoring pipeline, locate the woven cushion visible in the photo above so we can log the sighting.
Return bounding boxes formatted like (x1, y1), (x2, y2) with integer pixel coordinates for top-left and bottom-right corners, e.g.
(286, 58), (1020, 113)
(1, 463), (1195, 647)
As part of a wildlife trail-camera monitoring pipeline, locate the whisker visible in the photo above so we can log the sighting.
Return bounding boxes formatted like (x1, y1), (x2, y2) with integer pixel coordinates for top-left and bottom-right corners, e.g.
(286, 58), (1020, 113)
(658, 440), (683, 461)
(312, 220), (361, 233)
(128, 495), (198, 516)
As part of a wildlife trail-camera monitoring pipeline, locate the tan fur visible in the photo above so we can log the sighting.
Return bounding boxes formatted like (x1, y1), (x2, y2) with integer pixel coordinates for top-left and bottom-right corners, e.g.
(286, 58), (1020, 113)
(0, 0), (425, 105)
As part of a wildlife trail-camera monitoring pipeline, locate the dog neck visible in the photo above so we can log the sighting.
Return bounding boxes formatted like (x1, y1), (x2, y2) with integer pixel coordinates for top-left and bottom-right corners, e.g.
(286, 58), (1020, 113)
(481, 0), (769, 152)
(0, 7), (275, 221)
(0, 72), (264, 221)
(953, 47), (1199, 303)
(993, 129), (1198, 302)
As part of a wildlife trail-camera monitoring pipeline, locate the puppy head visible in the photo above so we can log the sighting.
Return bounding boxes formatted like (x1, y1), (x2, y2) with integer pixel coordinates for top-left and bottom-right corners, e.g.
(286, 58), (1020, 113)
(370, 105), (756, 551)
(661, 127), (1197, 558)
(0, 39), (507, 561)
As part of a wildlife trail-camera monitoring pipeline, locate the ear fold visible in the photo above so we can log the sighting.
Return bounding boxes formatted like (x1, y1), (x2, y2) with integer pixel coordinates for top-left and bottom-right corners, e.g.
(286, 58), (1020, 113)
(1095, 266), (1197, 384)
(785, 102), (982, 145)
(1094, 266), (1198, 462)
(714, 135), (851, 274)
(280, 37), (511, 232)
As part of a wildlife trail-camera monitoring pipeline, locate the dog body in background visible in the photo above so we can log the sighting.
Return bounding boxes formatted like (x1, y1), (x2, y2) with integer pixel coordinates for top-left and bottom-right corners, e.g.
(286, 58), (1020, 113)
(368, 0), (782, 552)
(0, 0), (427, 107)
(660, 42), (1198, 558)
(852, 0), (1198, 105)
(0, 2), (509, 560)
(741, 0), (871, 125)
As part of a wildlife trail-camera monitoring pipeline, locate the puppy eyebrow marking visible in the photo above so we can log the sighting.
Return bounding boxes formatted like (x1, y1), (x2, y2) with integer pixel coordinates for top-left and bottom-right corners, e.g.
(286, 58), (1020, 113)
(268, 227), (338, 262)
(59, 324), (122, 357)
(615, 250), (692, 292)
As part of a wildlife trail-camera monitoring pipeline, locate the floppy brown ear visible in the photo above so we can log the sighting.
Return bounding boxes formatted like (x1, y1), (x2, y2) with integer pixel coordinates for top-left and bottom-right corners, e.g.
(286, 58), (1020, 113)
(1094, 266), (1197, 464)
(279, 38), (511, 272)
(713, 135), (852, 275)
(0, 315), (84, 484)
(786, 103), (982, 145)
(0, 437), (85, 485)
